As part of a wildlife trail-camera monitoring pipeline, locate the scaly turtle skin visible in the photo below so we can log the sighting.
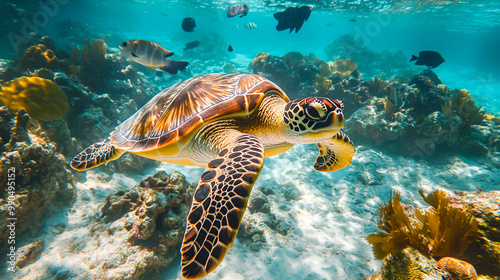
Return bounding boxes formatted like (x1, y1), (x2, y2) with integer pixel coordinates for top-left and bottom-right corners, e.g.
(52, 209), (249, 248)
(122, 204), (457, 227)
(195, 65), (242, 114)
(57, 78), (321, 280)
(71, 73), (355, 279)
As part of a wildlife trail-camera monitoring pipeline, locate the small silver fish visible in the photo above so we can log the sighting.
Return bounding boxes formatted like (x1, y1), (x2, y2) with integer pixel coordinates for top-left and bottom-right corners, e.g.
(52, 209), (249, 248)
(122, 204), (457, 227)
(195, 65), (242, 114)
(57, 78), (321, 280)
(118, 40), (189, 74)
(243, 22), (257, 30)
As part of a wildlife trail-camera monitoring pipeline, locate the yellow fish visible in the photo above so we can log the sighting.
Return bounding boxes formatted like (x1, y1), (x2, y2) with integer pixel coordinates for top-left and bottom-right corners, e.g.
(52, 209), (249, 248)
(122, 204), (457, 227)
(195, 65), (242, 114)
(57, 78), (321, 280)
(119, 40), (189, 74)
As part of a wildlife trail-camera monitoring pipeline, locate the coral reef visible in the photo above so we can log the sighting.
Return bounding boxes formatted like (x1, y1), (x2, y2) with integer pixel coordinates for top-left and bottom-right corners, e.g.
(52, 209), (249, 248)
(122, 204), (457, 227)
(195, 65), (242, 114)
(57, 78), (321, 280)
(451, 190), (500, 277)
(366, 190), (478, 260)
(0, 108), (74, 254)
(366, 248), (446, 280)
(99, 171), (195, 277)
(0, 76), (69, 120)
(368, 190), (499, 279)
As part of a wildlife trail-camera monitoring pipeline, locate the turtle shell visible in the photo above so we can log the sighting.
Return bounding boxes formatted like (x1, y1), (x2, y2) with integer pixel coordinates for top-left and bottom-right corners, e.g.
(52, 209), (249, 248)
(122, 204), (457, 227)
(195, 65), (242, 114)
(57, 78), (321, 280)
(110, 74), (290, 152)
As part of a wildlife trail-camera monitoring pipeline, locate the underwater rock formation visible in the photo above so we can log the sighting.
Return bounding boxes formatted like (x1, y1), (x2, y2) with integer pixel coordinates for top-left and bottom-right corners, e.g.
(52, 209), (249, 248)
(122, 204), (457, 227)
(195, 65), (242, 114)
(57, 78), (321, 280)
(366, 247), (446, 280)
(451, 190), (500, 277)
(0, 108), (74, 255)
(98, 171), (194, 278)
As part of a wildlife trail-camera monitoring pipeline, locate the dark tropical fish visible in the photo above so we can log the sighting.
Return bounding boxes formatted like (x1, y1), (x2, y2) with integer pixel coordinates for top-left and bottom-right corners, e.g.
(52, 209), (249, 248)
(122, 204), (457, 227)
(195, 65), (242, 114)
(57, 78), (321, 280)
(274, 6), (312, 33)
(184, 40), (200, 51)
(227, 4), (248, 18)
(119, 40), (189, 75)
(326, 22), (334, 27)
(410, 51), (445, 69)
(228, 45), (233, 52)
(182, 17), (196, 32)
(349, 18), (357, 22)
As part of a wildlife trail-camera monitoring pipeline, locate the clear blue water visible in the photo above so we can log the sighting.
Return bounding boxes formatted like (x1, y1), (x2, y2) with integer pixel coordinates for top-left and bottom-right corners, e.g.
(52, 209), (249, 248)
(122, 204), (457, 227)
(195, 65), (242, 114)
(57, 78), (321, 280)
(28, 0), (499, 112)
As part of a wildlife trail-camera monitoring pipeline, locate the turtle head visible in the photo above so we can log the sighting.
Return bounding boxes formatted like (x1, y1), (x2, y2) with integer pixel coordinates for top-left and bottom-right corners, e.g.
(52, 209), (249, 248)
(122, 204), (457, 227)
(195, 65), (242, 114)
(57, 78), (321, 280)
(283, 97), (345, 139)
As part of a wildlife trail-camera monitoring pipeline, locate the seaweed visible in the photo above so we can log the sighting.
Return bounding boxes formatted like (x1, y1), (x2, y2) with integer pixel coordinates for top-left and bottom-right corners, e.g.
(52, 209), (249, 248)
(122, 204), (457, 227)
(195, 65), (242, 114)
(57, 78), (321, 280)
(367, 190), (479, 260)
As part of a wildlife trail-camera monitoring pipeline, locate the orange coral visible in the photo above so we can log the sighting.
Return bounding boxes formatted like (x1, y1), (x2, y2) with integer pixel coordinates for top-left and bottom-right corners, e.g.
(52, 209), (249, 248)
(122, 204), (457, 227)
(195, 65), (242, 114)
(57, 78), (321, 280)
(0, 77), (69, 121)
(367, 190), (479, 260)
(437, 257), (478, 280)
(20, 44), (61, 70)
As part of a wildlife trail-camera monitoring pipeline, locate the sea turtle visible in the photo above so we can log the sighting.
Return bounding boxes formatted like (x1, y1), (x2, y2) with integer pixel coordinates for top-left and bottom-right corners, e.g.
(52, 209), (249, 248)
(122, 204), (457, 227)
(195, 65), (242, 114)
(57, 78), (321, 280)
(71, 73), (355, 279)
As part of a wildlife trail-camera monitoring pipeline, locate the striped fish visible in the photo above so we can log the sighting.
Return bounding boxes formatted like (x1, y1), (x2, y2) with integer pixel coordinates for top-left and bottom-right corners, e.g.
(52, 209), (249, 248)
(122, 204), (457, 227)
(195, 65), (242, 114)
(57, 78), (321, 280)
(118, 40), (189, 74)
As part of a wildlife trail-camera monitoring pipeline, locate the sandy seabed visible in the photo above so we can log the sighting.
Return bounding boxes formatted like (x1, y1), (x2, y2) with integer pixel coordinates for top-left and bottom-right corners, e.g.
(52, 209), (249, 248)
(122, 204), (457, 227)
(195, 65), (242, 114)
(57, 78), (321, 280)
(11, 143), (499, 280)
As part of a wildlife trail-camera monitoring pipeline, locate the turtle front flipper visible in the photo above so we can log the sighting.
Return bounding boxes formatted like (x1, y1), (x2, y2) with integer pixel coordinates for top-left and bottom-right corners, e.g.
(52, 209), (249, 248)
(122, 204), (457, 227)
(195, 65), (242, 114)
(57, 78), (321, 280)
(314, 130), (355, 172)
(70, 139), (125, 171)
(181, 134), (264, 279)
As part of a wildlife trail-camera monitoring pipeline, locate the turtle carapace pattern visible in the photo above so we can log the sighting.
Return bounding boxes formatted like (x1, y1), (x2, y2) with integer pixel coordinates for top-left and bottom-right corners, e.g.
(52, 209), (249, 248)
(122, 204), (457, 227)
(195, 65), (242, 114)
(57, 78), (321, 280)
(70, 73), (356, 279)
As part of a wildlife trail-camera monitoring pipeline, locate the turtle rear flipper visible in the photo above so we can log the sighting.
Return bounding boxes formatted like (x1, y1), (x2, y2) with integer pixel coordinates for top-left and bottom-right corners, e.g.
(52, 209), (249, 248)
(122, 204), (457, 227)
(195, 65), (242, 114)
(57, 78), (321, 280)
(181, 133), (264, 279)
(71, 140), (125, 171)
(314, 130), (355, 172)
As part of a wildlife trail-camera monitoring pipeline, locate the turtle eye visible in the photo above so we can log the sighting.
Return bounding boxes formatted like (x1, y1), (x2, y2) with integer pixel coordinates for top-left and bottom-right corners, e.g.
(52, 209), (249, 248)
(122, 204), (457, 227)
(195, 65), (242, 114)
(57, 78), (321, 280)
(121, 42), (128, 47)
(305, 106), (321, 120)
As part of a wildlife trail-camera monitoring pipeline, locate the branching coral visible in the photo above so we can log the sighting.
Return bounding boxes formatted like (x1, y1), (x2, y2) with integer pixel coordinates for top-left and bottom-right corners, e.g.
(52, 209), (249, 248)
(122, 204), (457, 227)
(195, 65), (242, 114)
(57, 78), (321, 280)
(0, 76), (69, 120)
(367, 190), (479, 260)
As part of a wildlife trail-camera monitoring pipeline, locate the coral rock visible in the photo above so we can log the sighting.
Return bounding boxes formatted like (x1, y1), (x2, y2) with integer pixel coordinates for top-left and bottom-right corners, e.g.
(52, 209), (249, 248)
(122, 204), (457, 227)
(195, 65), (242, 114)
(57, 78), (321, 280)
(16, 239), (45, 268)
(0, 109), (74, 255)
(0, 76), (69, 121)
(367, 248), (445, 280)
(437, 257), (478, 280)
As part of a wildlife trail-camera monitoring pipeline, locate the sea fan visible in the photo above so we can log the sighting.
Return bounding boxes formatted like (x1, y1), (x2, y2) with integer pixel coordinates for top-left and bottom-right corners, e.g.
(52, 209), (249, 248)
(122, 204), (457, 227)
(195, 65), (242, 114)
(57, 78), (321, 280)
(367, 190), (478, 260)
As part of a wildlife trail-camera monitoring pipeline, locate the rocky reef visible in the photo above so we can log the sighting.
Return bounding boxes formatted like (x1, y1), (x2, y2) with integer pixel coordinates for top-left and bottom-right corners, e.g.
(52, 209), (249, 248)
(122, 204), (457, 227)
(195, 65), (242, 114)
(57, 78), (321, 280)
(12, 170), (194, 279)
(0, 107), (74, 256)
(367, 190), (500, 279)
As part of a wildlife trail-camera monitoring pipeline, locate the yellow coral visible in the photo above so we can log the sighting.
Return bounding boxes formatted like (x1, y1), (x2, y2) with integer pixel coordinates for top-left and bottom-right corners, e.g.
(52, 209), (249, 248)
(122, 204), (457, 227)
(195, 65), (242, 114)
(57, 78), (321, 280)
(252, 52), (270, 72)
(0, 77), (69, 121)
(314, 75), (332, 94)
(367, 190), (479, 260)
(437, 257), (478, 280)
(330, 58), (357, 77)
(20, 44), (60, 70)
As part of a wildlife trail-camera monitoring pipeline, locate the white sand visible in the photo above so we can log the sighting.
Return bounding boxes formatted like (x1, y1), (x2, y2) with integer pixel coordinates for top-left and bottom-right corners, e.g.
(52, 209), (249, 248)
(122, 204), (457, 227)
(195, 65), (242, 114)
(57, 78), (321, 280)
(12, 143), (499, 280)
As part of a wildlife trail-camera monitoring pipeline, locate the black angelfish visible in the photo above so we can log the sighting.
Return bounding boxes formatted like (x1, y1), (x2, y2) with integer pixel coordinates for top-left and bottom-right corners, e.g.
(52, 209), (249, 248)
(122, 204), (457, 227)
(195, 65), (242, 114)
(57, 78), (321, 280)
(410, 51), (445, 69)
(184, 40), (200, 51)
(227, 4), (248, 18)
(228, 45), (233, 52)
(182, 17), (196, 32)
(274, 6), (312, 33)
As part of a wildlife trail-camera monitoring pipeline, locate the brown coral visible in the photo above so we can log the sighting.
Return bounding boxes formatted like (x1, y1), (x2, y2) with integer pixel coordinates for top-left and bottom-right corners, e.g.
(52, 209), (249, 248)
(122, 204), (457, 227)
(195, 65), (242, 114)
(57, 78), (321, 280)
(367, 190), (479, 260)
(0, 76), (69, 121)
(437, 257), (478, 280)
(19, 44), (61, 71)
(282, 52), (305, 68)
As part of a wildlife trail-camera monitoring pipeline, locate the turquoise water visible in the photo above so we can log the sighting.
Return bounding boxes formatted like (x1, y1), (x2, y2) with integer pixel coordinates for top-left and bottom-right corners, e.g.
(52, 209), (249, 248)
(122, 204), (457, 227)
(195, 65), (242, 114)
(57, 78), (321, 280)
(26, 0), (500, 110)
(1, 1), (500, 279)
